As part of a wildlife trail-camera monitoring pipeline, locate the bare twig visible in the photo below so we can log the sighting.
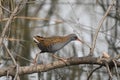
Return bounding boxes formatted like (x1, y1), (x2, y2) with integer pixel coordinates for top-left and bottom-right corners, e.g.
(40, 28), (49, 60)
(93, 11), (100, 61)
(112, 60), (119, 79)
(15, 54), (33, 63)
(14, 64), (20, 80)
(3, 43), (20, 80)
(0, 2), (24, 79)
(89, 0), (115, 56)
(54, 69), (64, 80)
(0, 0), (23, 46)
(3, 43), (16, 65)
(104, 61), (113, 80)
(67, 1), (91, 48)
(3, 44), (21, 80)
(0, 16), (63, 23)
(87, 65), (103, 80)
(0, 5), (12, 13)
(114, 54), (120, 60)
(6, 70), (9, 80)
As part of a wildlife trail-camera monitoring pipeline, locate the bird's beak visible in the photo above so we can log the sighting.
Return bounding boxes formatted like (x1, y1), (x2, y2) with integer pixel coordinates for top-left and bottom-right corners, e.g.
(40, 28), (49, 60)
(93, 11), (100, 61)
(77, 38), (83, 43)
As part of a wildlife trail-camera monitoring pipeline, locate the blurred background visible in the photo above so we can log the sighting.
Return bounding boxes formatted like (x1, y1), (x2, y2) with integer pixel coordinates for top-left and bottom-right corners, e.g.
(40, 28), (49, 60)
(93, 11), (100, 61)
(0, 0), (120, 80)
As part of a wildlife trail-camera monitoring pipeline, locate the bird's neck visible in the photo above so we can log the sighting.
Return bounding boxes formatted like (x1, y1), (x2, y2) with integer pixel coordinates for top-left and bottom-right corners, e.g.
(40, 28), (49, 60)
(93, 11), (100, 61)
(63, 37), (73, 46)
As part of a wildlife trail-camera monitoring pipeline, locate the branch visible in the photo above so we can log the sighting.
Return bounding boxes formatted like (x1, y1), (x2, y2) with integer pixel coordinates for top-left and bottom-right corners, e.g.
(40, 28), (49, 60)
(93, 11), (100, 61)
(0, 0), (23, 45)
(104, 61), (113, 79)
(3, 43), (17, 65)
(0, 16), (63, 23)
(89, 0), (115, 56)
(0, 57), (120, 77)
(112, 60), (120, 79)
(87, 65), (103, 80)
(0, 1), (24, 79)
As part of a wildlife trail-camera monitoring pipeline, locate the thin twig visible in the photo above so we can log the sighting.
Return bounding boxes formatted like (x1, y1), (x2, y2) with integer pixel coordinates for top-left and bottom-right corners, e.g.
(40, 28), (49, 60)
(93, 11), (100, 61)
(0, 5), (12, 13)
(89, 0), (115, 56)
(15, 54), (33, 63)
(114, 54), (120, 60)
(0, 16), (63, 23)
(87, 65), (103, 80)
(4, 44), (20, 80)
(3, 43), (16, 65)
(112, 60), (119, 79)
(0, 1), (24, 80)
(3, 43), (20, 80)
(14, 64), (20, 80)
(67, 1), (78, 21)
(0, 0), (23, 46)
(15, 0), (27, 15)
(67, 1), (91, 48)
(104, 61), (113, 80)
(54, 69), (64, 80)
(6, 70), (9, 80)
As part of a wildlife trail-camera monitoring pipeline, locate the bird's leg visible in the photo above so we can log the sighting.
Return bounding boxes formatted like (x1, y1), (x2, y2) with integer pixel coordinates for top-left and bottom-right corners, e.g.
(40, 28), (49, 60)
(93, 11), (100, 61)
(33, 53), (39, 64)
(51, 54), (67, 63)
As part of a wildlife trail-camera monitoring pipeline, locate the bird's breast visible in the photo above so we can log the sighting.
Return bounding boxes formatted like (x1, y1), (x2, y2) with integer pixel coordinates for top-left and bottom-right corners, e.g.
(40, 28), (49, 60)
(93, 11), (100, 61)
(51, 41), (70, 52)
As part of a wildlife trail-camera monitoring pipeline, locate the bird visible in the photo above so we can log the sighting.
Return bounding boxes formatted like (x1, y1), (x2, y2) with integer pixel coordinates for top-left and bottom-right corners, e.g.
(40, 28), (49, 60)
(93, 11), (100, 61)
(33, 34), (82, 64)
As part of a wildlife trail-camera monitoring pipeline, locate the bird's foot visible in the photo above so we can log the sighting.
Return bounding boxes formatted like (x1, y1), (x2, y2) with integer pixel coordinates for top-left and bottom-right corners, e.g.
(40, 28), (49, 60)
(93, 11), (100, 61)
(32, 53), (40, 65)
(32, 59), (37, 65)
(51, 54), (68, 65)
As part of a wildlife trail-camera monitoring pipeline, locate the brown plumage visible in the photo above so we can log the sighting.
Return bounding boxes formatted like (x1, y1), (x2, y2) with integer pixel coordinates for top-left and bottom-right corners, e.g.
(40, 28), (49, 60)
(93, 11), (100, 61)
(33, 34), (81, 53)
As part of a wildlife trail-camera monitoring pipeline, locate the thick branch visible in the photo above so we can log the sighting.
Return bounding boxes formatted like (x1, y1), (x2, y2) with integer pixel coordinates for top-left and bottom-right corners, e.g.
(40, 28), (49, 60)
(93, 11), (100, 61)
(0, 57), (120, 77)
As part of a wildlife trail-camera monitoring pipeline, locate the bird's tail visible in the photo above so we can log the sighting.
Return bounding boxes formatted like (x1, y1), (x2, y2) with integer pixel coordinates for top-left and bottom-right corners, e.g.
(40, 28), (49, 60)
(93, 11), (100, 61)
(33, 36), (41, 43)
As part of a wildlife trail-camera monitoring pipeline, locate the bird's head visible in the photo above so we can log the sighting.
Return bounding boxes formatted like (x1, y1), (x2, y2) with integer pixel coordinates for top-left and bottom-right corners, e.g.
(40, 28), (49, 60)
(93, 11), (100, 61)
(69, 34), (82, 42)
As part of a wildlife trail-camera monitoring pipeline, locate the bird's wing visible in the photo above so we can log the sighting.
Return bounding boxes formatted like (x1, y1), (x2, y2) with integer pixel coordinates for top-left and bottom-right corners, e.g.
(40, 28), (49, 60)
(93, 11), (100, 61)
(33, 36), (69, 47)
(43, 36), (69, 47)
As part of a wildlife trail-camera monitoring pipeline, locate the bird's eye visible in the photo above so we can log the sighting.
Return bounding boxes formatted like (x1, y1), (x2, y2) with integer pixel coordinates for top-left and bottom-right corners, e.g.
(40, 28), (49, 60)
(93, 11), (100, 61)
(74, 36), (78, 39)
(71, 36), (78, 40)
